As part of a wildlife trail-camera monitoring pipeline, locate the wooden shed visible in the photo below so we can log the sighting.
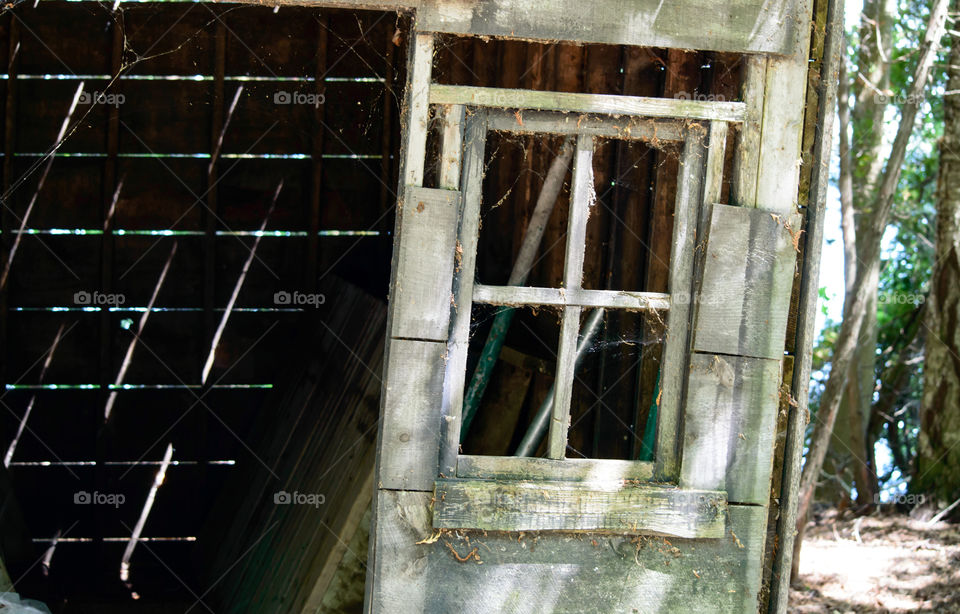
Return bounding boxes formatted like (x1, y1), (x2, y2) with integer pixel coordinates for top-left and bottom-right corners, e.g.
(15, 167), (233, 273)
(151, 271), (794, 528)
(0, 0), (840, 612)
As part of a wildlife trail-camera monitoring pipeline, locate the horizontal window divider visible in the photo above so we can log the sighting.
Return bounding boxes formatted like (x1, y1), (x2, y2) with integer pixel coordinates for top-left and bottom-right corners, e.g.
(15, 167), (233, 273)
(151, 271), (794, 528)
(486, 108), (685, 142)
(433, 476), (728, 538)
(472, 283), (670, 311)
(457, 455), (654, 482)
(429, 84), (746, 123)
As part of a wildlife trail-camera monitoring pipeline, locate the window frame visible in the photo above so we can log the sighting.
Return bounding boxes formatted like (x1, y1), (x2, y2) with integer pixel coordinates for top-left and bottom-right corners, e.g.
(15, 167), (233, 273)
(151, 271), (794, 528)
(438, 99), (729, 485)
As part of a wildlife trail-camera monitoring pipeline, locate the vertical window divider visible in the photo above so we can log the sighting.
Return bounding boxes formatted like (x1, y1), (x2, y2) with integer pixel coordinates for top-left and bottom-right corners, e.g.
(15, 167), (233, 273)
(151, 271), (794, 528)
(439, 108), (487, 477)
(654, 124), (707, 480)
(547, 135), (594, 459)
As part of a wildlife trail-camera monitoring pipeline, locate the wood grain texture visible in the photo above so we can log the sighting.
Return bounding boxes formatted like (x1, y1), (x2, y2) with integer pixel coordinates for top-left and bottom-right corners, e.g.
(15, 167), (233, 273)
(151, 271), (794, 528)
(753, 25), (811, 216)
(390, 186), (460, 341)
(456, 455), (653, 482)
(548, 135), (593, 459)
(680, 353), (782, 504)
(403, 33), (434, 187)
(433, 478), (727, 536)
(655, 126), (706, 481)
(417, 0), (800, 55)
(730, 55), (766, 208)
(437, 103), (465, 189)
(371, 490), (767, 613)
(472, 284), (670, 311)
(438, 109), (487, 477)
(486, 109), (685, 142)
(430, 85), (746, 122)
(378, 339), (446, 491)
(693, 203), (801, 360)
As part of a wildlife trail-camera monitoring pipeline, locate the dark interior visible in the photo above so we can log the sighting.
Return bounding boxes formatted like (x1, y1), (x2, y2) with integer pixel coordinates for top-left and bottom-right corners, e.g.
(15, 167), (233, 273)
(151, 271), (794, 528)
(0, 3), (744, 611)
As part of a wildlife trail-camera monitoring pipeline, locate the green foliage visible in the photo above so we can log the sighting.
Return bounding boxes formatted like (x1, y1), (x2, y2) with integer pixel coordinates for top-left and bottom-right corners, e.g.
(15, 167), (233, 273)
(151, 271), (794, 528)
(812, 0), (945, 496)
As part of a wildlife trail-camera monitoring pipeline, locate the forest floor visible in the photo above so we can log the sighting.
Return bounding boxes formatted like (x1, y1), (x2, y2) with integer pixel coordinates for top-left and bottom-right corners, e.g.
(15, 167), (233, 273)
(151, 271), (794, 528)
(789, 510), (960, 613)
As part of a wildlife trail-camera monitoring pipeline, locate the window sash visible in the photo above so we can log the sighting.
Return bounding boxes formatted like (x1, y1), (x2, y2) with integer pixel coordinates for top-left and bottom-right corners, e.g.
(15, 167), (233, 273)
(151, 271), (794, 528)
(439, 102), (728, 482)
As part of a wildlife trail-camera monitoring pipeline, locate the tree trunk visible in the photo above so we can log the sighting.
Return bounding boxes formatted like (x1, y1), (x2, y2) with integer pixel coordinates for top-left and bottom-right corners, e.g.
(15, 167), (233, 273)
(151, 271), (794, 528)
(917, 2), (960, 506)
(791, 0), (950, 581)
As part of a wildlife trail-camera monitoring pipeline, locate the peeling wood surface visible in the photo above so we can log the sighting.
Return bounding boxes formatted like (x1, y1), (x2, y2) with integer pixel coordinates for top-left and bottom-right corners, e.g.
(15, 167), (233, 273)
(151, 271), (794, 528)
(372, 490), (767, 613)
(693, 203), (801, 361)
(433, 478), (727, 537)
(680, 353), (782, 504)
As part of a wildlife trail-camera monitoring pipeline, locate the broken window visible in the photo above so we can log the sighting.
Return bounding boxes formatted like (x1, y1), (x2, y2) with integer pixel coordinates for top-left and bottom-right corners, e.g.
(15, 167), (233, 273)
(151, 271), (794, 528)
(440, 97), (728, 482)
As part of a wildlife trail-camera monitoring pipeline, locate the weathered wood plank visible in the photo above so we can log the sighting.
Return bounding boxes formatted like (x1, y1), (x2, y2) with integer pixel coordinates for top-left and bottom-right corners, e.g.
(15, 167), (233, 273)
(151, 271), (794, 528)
(753, 9), (812, 217)
(417, 0), (800, 55)
(680, 353), (782, 504)
(772, 0), (842, 608)
(404, 33), (434, 187)
(378, 339), (446, 490)
(438, 109), (487, 477)
(373, 491), (766, 613)
(429, 85), (746, 122)
(390, 186), (460, 341)
(472, 283), (670, 311)
(703, 121), (729, 222)
(693, 203), (801, 360)
(433, 478), (727, 537)
(548, 135), (593, 459)
(456, 455), (653, 482)
(655, 125), (706, 480)
(730, 55), (766, 208)
(486, 109), (685, 142)
(549, 304), (582, 459)
(437, 103), (465, 189)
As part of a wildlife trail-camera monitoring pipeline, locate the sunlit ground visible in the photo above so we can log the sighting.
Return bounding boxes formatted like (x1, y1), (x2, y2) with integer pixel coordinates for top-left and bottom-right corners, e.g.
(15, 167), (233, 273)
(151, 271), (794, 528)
(790, 512), (960, 613)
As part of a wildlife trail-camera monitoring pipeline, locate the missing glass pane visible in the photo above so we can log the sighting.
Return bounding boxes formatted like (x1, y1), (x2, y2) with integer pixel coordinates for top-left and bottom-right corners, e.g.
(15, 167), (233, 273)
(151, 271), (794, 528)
(566, 309), (666, 461)
(473, 131), (572, 288)
(460, 303), (560, 456)
(582, 138), (681, 293)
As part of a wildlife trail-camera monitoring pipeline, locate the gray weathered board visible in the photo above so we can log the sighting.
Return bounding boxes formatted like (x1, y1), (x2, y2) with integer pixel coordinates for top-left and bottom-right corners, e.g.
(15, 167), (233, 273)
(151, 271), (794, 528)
(693, 203), (801, 360)
(378, 339), (446, 491)
(433, 479), (727, 537)
(680, 353), (782, 505)
(430, 85), (747, 123)
(416, 0), (801, 55)
(485, 109), (686, 143)
(371, 491), (767, 613)
(390, 186), (461, 341)
(456, 455), (653, 483)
